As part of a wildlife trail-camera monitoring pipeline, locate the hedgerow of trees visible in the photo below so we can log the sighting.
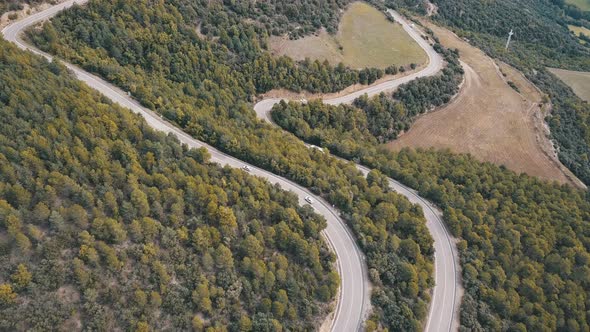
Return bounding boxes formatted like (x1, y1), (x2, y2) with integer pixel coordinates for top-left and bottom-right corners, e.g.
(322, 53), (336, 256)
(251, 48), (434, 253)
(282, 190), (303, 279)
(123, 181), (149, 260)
(354, 44), (462, 142)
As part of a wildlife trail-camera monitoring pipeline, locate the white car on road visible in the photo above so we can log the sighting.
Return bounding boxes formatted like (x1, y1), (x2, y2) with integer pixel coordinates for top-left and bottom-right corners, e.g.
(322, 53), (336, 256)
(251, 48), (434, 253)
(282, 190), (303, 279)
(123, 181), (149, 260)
(242, 165), (252, 172)
(305, 196), (314, 204)
(309, 144), (324, 153)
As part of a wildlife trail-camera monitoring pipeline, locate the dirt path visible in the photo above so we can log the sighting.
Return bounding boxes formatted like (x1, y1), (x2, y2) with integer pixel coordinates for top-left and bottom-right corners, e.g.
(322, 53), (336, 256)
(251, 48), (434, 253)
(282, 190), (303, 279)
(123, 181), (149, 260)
(387, 22), (584, 188)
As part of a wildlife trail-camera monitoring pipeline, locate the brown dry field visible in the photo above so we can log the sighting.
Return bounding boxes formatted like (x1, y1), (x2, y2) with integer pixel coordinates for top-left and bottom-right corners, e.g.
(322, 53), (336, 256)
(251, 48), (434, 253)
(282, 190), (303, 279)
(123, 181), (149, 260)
(387, 22), (583, 187)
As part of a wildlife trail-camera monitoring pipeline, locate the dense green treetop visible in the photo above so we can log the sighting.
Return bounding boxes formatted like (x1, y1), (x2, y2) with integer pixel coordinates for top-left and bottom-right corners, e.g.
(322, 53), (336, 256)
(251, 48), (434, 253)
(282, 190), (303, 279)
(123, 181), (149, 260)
(12, 0), (436, 329)
(270, 2), (590, 328)
(219, 0), (352, 38)
(0, 39), (339, 331)
(272, 84), (590, 331)
(273, 42), (462, 146)
(10, 0), (590, 330)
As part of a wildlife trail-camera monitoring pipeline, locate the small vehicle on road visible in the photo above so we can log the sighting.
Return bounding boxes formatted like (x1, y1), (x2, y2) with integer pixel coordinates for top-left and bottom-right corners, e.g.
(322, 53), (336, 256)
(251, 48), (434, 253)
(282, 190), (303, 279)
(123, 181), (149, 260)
(309, 145), (324, 153)
(242, 165), (252, 172)
(305, 196), (314, 204)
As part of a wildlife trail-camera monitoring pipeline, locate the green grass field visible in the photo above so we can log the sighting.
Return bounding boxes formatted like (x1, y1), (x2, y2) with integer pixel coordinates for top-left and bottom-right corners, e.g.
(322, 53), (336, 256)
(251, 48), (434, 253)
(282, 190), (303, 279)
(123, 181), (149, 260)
(549, 68), (590, 101)
(566, 0), (590, 11)
(269, 2), (427, 69)
(568, 25), (590, 44)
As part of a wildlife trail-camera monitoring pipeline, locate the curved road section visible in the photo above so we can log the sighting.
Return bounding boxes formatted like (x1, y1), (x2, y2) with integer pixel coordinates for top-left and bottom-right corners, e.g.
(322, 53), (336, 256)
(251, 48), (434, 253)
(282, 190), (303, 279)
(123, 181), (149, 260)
(2, 2), (370, 331)
(254, 10), (462, 332)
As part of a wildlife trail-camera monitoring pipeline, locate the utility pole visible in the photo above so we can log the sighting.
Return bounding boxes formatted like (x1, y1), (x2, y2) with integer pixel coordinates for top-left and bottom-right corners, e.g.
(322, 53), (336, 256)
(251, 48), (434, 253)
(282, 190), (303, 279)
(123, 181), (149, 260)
(505, 29), (514, 50)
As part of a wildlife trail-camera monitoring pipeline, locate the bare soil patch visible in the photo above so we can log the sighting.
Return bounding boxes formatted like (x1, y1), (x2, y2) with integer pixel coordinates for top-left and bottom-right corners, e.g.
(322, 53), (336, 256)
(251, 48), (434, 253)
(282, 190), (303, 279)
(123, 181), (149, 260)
(269, 2), (426, 69)
(387, 22), (582, 187)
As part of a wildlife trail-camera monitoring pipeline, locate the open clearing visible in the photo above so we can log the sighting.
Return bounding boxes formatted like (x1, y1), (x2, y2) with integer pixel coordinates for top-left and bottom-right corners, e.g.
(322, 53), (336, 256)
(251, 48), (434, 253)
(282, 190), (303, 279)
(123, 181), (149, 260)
(387, 22), (583, 187)
(568, 25), (590, 44)
(549, 68), (590, 101)
(568, 25), (590, 37)
(269, 2), (427, 69)
(566, 0), (590, 11)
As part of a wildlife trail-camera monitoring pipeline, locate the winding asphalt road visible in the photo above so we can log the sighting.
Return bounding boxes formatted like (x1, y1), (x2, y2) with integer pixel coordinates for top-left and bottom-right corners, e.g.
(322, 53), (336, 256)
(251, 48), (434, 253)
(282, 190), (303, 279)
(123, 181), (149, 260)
(1, 1), (370, 331)
(254, 10), (462, 332)
(3, 2), (461, 331)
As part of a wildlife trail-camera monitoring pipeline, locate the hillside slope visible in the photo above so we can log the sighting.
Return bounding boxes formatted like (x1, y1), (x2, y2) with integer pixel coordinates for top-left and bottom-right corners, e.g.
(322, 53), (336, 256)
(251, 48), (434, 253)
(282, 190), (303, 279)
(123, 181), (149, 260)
(0, 39), (338, 331)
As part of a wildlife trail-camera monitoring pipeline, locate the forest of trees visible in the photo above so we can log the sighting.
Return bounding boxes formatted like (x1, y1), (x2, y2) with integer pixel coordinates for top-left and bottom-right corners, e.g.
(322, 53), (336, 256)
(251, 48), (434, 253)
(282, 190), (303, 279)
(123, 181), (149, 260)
(269, 1), (590, 329)
(218, 0), (351, 38)
(271, 84), (590, 331)
(19, 0), (590, 330)
(30, 0), (383, 96)
(273, 42), (462, 145)
(11, 0), (439, 330)
(0, 38), (346, 331)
